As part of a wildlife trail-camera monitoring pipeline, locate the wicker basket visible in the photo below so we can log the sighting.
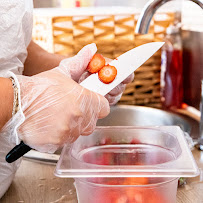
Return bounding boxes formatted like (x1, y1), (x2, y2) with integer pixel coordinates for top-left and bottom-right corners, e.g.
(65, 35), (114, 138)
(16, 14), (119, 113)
(32, 7), (176, 108)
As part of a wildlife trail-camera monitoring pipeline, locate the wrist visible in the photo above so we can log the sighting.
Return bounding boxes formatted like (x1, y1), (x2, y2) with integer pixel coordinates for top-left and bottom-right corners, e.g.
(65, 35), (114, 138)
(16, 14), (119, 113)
(0, 77), (14, 129)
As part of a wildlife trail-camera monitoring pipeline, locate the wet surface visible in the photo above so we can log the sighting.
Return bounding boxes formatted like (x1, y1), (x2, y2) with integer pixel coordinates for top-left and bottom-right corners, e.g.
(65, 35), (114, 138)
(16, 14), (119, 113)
(177, 149), (203, 203)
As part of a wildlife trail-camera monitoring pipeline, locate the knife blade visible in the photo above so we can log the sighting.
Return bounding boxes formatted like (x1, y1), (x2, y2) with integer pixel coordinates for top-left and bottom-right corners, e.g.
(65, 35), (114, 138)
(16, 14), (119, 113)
(5, 42), (164, 163)
(80, 42), (164, 96)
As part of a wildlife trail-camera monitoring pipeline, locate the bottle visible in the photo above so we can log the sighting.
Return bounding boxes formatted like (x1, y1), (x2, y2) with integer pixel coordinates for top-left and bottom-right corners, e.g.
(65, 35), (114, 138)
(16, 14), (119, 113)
(75, 0), (81, 7)
(161, 24), (183, 109)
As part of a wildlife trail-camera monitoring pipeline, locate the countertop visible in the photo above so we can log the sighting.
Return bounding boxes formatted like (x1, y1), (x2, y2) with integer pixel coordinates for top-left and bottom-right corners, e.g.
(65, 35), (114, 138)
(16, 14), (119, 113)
(1, 148), (203, 203)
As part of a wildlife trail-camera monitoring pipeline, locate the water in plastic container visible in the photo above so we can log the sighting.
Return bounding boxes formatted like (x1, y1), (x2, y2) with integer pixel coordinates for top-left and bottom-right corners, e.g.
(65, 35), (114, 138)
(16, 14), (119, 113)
(55, 126), (199, 203)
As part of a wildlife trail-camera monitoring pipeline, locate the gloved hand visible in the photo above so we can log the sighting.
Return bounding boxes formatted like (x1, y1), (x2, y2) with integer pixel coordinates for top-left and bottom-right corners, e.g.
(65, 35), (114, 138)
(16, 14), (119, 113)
(104, 74), (134, 105)
(15, 44), (110, 153)
(59, 44), (134, 105)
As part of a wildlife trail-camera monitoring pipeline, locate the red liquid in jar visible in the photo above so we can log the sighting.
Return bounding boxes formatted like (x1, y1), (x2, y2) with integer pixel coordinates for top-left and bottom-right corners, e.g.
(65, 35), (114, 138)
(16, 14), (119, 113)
(161, 49), (183, 109)
(182, 30), (203, 109)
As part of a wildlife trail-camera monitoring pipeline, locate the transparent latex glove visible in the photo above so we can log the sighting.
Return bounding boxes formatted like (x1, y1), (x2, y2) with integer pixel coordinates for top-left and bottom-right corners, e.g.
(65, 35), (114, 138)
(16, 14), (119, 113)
(16, 44), (110, 153)
(60, 46), (134, 105)
(79, 72), (134, 105)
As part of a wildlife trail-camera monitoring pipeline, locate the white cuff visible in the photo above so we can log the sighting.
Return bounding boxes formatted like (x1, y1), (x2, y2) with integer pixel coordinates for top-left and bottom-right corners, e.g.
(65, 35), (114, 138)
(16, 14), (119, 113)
(0, 71), (25, 145)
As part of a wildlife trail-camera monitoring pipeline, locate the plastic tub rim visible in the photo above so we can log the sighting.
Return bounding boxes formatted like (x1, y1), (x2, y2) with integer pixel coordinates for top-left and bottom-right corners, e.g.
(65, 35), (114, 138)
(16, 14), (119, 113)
(70, 126), (181, 169)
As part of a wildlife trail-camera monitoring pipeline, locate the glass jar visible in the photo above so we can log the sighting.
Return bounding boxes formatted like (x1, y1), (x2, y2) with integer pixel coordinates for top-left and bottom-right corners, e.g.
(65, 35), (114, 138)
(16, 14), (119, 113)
(161, 24), (183, 109)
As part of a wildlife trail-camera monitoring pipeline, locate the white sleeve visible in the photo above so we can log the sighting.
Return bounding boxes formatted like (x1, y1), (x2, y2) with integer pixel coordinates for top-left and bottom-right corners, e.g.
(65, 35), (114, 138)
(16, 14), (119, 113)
(0, 71), (25, 145)
(0, 71), (24, 198)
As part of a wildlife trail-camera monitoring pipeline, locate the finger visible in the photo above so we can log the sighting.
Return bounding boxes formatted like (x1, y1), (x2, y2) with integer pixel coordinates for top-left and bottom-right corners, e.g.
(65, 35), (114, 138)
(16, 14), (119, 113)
(122, 73), (134, 84)
(33, 144), (59, 154)
(71, 43), (97, 82)
(58, 43), (97, 81)
(105, 93), (122, 106)
(108, 84), (126, 96)
(96, 94), (110, 119)
(80, 93), (109, 135)
(78, 71), (91, 83)
(80, 121), (96, 136)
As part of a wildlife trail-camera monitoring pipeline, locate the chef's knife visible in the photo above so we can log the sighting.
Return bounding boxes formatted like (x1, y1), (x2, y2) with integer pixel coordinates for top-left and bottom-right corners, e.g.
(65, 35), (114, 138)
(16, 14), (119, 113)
(80, 42), (164, 96)
(5, 42), (164, 163)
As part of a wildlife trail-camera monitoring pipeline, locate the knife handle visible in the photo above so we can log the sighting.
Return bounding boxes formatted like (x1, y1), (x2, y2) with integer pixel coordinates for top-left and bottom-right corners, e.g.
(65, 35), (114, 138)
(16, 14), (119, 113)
(5, 141), (32, 163)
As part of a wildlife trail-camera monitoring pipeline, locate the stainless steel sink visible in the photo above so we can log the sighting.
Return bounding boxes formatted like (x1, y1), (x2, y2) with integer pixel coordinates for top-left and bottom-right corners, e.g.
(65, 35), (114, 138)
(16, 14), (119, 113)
(24, 105), (194, 164)
(97, 105), (191, 133)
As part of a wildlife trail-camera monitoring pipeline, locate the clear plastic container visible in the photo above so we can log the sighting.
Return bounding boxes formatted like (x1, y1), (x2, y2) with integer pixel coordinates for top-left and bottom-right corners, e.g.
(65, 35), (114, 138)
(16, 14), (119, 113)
(55, 126), (199, 203)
